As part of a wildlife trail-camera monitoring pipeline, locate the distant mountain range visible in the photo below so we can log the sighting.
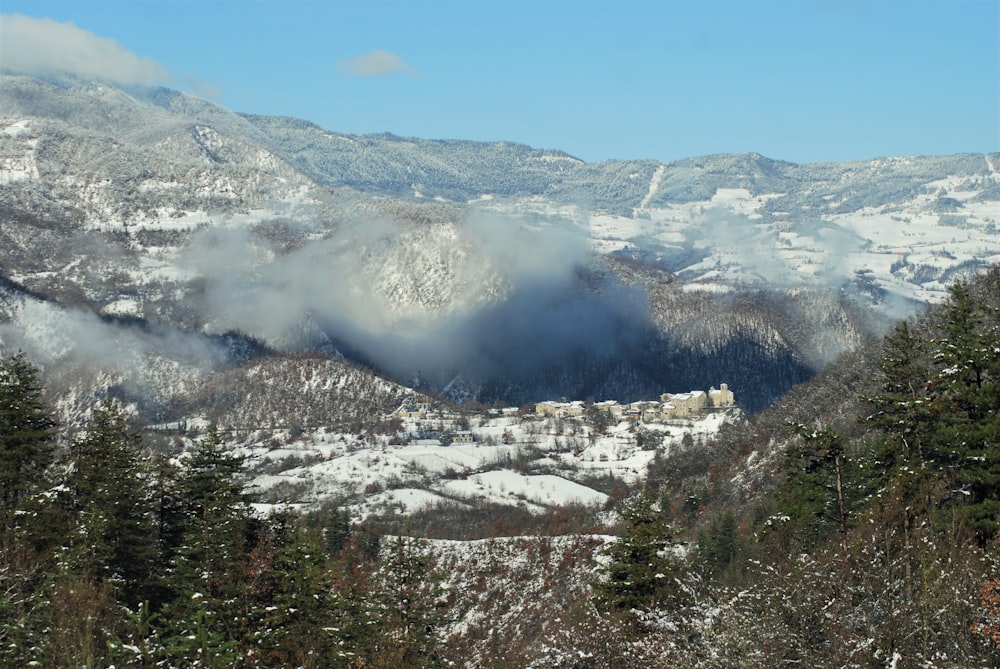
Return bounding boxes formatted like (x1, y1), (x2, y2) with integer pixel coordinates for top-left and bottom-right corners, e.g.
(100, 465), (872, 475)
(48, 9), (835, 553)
(1, 72), (998, 421)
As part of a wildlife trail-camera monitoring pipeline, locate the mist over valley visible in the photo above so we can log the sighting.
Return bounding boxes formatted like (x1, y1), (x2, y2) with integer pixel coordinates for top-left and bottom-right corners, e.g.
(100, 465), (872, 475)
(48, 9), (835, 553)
(3, 74), (997, 422)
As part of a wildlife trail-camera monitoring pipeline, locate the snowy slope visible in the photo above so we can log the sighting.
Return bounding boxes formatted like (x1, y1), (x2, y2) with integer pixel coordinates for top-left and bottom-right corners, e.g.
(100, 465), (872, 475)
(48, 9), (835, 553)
(240, 406), (739, 520)
(1, 72), (997, 437)
(484, 174), (1000, 312)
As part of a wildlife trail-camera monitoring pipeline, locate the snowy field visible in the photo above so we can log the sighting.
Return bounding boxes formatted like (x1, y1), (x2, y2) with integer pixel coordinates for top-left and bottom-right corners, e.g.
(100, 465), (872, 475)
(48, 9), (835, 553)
(242, 409), (739, 519)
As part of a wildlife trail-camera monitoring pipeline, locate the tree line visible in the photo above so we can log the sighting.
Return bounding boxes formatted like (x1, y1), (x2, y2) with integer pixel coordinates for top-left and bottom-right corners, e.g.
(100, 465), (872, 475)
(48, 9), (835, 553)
(0, 352), (445, 668)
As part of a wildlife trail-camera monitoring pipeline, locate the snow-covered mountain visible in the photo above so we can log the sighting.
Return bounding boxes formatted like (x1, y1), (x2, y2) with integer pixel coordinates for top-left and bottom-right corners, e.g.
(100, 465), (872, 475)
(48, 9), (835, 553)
(5, 69), (999, 669)
(1, 72), (998, 424)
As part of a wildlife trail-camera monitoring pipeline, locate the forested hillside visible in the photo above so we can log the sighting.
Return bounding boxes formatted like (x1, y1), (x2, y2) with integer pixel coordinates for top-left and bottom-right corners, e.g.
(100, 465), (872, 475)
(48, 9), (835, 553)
(4, 72), (1000, 667)
(554, 265), (1000, 666)
(3, 267), (1000, 667)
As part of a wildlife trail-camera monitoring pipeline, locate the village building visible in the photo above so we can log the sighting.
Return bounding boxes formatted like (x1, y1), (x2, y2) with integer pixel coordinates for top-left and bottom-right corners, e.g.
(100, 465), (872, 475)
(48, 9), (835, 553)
(604, 384), (736, 422)
(660, 390), (707, 417)
(524, 384), (733, 427)
(709, 383), (735, 407)
(534, 400), (586, 419)
(642, 404), (665, 422)
(394, 404), (426, 419)
(534, 401), (564, 418)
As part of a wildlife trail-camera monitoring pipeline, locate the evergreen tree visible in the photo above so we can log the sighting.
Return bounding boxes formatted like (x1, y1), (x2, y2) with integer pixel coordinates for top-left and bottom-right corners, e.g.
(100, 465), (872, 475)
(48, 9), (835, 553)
(925, 280), (1000, 537)
(593, 493), (686, 614)
(770, 424), (851, 553)
(697, 510), (738, 574)
(864, 319), (939, 513)
(0, 353), (57, 666)
(176, 425), (246, 514)
(366, 534), (447, 668)
(0, 352), (56, 531)
(868, 279), (1000, 541)
(63, 399), (158, 608)
(160, 425), (256, 667)
(245, 509), (340, 667)
(147, 451), (186, 609)
(305, 498), (352, 555)
(328, 561), (379, 666)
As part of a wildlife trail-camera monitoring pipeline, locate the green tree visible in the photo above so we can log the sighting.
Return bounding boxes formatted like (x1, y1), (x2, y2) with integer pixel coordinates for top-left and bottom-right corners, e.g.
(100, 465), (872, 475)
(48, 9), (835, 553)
(0, 352), (56, 531)
(146, 451), (186, 610)
(366, 535), (447, 667)
(0, 353), (57, 667)
(26, 400), (162, 667)
(864, 319), (938, 509)
(593, 493), (686, 614)
(304, 498), (352, 555)
(63, 399), (158, 608)
(245, 510), (341, 667)
(868, 279), (1000, 541)
(697, 510), (738, 574)
(771, 424), (850, 553)
(160, 425), (256, 667)
(924, 280), (1000, 538)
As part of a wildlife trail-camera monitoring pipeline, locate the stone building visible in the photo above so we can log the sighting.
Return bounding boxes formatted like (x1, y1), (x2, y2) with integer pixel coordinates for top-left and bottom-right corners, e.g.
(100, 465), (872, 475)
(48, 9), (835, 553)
(709, 383), (735, 407)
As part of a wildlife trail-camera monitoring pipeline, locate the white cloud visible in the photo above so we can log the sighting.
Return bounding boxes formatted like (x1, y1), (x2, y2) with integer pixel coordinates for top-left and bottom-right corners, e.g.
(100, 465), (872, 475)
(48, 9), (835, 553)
(0, 14), (170, 86)
(336, 49), (419, 78)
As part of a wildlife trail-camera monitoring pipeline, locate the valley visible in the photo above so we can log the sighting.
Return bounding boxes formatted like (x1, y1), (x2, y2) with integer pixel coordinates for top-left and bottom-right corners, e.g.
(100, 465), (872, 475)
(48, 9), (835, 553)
(2, 72), (1000, 667)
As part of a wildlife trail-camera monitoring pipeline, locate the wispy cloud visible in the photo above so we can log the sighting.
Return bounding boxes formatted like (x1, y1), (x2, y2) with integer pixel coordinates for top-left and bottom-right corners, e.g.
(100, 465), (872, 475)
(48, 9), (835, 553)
(0, 14), (170, 86)
(172, 207), (644, 386)
(336, 49), (419, 78)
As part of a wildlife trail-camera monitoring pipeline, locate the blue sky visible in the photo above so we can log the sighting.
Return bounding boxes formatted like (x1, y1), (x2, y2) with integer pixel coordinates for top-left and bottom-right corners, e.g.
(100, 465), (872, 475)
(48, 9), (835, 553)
(1, 1), (997, 164)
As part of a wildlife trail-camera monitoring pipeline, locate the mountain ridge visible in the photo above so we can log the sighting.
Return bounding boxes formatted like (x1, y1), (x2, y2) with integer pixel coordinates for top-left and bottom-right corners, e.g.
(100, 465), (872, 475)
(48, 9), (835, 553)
(1, 73), (998, 421)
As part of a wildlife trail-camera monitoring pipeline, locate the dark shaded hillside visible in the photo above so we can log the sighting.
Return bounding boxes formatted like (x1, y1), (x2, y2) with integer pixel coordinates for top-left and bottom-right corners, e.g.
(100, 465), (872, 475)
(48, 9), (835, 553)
(652, 326), (887, 523)
(468, 326), (813, 414)
(194, 353), (417, 437)
(526, 265), (1000, 667)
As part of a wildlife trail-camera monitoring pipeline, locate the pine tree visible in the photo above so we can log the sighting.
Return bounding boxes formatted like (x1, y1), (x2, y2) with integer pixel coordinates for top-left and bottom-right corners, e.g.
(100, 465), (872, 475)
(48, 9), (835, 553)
(176, 425), (246, 515)
(868, 279), (1000, 541)
(305, 498), (352, 555)
(160, 425), (256, 667)
(328, 562), (379, 666)
(771, 424), (851, 553)
(63, 399), (158, 607)
(697, 510), (738, 574)
(0, 352), (56, 531)
(593, 493), (686, 614)
(925, 280), (1000, 538)
(28, 399), (162, 666)
(0, 353), (57, 666)
(366, 534), (447, 668)
(245, 509), (340, 667)
(147, 451), (186, 610)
